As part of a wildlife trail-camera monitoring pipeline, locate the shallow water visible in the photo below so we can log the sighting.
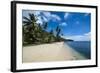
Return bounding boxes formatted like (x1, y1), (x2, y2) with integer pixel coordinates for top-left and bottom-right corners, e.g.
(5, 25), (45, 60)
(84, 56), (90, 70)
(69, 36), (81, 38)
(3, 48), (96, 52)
(64, 41), (91, 59)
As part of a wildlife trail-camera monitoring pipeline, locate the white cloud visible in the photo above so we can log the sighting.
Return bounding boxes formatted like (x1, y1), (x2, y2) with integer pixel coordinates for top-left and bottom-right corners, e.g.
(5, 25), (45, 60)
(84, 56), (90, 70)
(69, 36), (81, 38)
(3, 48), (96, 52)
(34, 11), (41, 16)
(42, 11), (51, 17)
(23, 10), (35, 19)
(84, 32), (91, 36)
(42, 11), (52, 21)
(36, 16), (43, 25)
(42, 11), (61, 22)
(34, 11), (49, 25)
(51, 14), (61, 22)
(59, 22), (67, 26)
(64, 13), (69, 19)
(42, 16), (48, 22)
(63, 32), (91, 41)
(36, 20), (43, 25)
(23, 11), (61, 25)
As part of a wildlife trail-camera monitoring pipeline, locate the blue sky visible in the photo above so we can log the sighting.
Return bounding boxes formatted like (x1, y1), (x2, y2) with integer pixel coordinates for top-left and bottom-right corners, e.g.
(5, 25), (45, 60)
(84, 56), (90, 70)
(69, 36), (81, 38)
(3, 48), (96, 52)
(23, 10), (91, 41)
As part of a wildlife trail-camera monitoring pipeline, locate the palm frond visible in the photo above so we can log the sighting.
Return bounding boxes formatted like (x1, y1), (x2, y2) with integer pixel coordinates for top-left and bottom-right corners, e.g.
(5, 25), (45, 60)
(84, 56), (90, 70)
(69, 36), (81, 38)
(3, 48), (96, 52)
(23, 16), (31, 22)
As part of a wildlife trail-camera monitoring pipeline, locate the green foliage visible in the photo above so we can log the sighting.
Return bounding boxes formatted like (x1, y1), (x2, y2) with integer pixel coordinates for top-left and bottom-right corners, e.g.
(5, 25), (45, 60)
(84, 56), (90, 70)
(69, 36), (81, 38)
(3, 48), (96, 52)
(23, 13), (64, 46)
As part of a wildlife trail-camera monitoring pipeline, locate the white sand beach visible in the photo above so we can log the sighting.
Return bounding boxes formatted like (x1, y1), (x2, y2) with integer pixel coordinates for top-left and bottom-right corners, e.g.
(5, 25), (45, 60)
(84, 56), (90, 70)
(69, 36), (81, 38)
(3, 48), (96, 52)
(23, 42), (86, 63)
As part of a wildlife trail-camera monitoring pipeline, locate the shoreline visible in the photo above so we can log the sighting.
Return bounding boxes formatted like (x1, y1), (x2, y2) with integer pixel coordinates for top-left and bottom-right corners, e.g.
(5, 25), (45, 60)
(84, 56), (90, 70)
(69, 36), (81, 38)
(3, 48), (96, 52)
(23, 41), (64, 47)
(23, 42), (86, 63)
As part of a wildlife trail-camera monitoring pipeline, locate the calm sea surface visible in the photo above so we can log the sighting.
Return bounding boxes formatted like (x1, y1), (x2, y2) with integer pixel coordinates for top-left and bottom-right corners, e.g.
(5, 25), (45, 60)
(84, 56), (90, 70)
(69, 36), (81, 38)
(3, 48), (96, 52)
(64, 41), (91, 59)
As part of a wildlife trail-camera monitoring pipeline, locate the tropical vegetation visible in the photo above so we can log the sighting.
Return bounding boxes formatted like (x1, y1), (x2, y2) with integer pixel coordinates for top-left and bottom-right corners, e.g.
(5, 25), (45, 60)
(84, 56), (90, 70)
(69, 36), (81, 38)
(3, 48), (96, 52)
(22, 13), (65, 46)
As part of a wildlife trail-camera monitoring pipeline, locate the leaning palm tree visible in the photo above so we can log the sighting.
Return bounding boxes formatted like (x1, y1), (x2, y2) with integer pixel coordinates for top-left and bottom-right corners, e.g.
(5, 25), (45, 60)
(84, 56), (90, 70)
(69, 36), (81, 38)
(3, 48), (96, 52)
(40, 22), (48, 43)
(55, 26), (60, 37)
(56, 26), (59, 33)
(55, 25), (62, 41)
(23, 13), (39, 44)
(43, 22), (48, 30)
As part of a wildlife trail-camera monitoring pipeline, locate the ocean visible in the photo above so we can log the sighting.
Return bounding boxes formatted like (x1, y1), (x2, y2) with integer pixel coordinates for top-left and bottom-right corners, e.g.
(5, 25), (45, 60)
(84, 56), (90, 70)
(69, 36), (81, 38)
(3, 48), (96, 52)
(64, 41), (91, 59)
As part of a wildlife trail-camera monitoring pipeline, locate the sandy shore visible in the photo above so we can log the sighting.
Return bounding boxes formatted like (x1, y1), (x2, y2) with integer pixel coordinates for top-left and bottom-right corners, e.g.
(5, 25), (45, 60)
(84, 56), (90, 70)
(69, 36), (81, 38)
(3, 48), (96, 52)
(23, 42), (86, 63)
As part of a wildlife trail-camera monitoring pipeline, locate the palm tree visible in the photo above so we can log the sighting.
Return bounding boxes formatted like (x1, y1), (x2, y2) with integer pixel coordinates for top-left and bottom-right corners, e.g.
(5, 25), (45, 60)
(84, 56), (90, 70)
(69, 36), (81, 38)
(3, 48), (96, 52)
(22, 13), (63, 45)
(50, 29), (53, 35)
(23, 13), (38, 44)
(43, 22), (48, 30)
(48, 29), (54, 42)
(55, 25), (62, 41)
(55, 26), (61, 37)
(56, 26), (59, 32)
(40, 22), (48, 43)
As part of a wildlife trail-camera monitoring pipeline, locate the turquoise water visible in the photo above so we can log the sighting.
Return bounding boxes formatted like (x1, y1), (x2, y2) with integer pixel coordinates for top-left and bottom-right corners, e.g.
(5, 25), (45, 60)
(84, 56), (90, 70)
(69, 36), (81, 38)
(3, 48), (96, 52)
(65, 41), (91, 59)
